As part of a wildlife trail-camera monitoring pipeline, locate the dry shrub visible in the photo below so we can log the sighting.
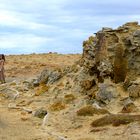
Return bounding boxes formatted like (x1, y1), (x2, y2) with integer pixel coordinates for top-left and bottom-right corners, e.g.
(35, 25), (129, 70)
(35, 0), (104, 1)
(91, 114), (140, 127)
(10, 82), (17, 86)
(24, 65), (32, 69)
(64, 94), (76, 103)
(57, 82), (64, 88)
(77, 105), (110, 116)
(49, 101), (65, 111)
(35, 83), (49, 96)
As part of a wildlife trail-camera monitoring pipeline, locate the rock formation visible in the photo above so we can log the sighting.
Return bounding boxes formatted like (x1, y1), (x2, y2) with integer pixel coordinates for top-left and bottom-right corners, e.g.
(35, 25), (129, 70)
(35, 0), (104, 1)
(2, 22), (140, 140)
(37, 21), (140, 101)
(77, 21), (140, 98)
(81, 21), (140, 81)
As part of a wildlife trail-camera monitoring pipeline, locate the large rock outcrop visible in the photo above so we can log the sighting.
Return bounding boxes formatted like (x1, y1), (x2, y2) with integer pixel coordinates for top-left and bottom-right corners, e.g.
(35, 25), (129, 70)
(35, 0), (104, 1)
(37, 22), (140, 99)
(73, 22), (140, 98)
(81, 21), (140, 83)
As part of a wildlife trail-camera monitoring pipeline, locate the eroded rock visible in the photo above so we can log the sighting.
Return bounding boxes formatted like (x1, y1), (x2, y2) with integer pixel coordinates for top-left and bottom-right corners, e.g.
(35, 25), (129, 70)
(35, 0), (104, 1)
(37, 68), (62, 84)
(96, 83), (118, 104)
(81, 21), (140, 87)
(33, 108), (47, 118)
(128, 84), (140, 98)
(121, 98), (137, 113)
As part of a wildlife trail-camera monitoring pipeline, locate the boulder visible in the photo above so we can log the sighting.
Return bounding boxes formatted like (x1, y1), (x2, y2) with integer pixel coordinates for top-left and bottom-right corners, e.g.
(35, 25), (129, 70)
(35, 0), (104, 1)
(128, 84), (140, 98)
(81, 21), (140, 84)
(37, 68), (62, 84)
(33, 108), (47, 118)
(96, 83), (118, 104)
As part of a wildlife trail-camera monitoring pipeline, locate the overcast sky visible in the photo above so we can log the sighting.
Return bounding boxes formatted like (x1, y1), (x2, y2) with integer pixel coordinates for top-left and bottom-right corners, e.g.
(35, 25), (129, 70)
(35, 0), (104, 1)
(0, 0), (140, 54)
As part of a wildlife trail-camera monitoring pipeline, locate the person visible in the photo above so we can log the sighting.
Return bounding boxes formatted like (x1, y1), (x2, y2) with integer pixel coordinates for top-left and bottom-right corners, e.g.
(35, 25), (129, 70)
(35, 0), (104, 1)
(0, 54), (5, 84)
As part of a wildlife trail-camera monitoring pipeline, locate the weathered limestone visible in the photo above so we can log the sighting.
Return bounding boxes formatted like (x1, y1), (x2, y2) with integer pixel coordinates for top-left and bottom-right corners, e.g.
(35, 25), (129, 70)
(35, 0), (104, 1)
(37, 22), (140, 99)
(80, 22), (140, 86)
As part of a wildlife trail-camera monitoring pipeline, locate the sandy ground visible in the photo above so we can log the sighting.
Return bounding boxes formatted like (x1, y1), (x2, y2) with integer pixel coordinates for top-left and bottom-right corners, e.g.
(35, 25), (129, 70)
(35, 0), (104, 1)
(1, 53), (140, 140)
(0, 107), (48, 140)
(0, 53), (81, 140)
(5, 53), (80, 80)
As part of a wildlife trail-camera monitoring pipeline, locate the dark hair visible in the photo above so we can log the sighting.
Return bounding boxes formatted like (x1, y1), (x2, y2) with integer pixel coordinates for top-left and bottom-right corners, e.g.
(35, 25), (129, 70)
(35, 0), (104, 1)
(0, 54), (5, 61)
(2, 54), (5, 61)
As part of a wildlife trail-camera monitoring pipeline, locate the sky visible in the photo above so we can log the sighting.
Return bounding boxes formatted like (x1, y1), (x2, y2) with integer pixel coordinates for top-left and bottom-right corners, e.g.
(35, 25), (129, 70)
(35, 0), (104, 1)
(0, 0), (140, 54)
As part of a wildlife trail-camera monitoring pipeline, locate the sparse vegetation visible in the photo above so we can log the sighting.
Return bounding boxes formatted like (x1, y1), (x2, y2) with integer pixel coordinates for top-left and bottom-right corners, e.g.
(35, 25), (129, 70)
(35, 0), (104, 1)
(91, 114), (140, 127)
(49, 100), (66, 111)
(64, 94), (76, 103)
(35, 83), (49, 96)
(1, 22), (140, 140)
(77, 105), (110, 116)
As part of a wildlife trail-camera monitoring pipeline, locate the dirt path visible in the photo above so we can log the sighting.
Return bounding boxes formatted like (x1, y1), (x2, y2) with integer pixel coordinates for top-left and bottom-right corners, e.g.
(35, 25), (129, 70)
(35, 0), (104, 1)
(0, 107), (48, 140)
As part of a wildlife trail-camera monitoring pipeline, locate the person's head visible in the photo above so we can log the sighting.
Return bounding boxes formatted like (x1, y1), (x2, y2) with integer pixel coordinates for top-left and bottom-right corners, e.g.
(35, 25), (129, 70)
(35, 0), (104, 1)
(0, 54), (5, 61)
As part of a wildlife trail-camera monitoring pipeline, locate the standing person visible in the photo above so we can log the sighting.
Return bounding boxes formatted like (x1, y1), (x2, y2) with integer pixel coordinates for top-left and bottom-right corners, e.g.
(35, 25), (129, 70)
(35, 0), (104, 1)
(0, 54), (5, 84)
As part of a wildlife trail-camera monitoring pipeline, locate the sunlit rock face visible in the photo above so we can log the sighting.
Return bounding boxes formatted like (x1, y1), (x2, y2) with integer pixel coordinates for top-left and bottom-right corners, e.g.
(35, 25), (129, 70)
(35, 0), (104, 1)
(37, 22), (140, 99)
(81, 21), (140, 84)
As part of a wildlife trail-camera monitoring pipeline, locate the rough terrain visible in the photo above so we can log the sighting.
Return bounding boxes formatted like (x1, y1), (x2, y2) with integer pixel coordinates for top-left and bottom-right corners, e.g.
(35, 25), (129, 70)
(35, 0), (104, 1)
(1, 53), (81, 140)
(1, 22), (140, 140)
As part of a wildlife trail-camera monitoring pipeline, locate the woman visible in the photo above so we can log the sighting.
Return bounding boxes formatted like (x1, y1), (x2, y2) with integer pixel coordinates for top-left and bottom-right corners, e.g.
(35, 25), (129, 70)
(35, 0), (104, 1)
(0, 54), (5, 84)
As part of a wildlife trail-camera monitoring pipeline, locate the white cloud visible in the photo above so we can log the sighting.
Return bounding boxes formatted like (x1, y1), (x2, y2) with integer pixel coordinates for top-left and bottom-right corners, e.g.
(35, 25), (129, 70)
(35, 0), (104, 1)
(0, 33), (53, 50)
(0, 0), (140, 54)
(0, 9), (57, 31)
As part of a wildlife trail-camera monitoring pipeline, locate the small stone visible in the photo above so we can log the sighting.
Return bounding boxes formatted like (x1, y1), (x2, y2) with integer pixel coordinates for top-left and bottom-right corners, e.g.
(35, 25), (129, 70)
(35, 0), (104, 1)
(121, 98), (137, 113)
(32, 79), (39, 87)
(96, 83), (118, 104)
(128, 84), (140, 98)
(22, 107), (32, 113)
(21, 116), (29, 121)
(102, 27), (113, 32)
(33, 108), (47, 119)
(121, 103), (137, 113)
(8, 103), (19, 109)
(133, 29), (140, 37)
